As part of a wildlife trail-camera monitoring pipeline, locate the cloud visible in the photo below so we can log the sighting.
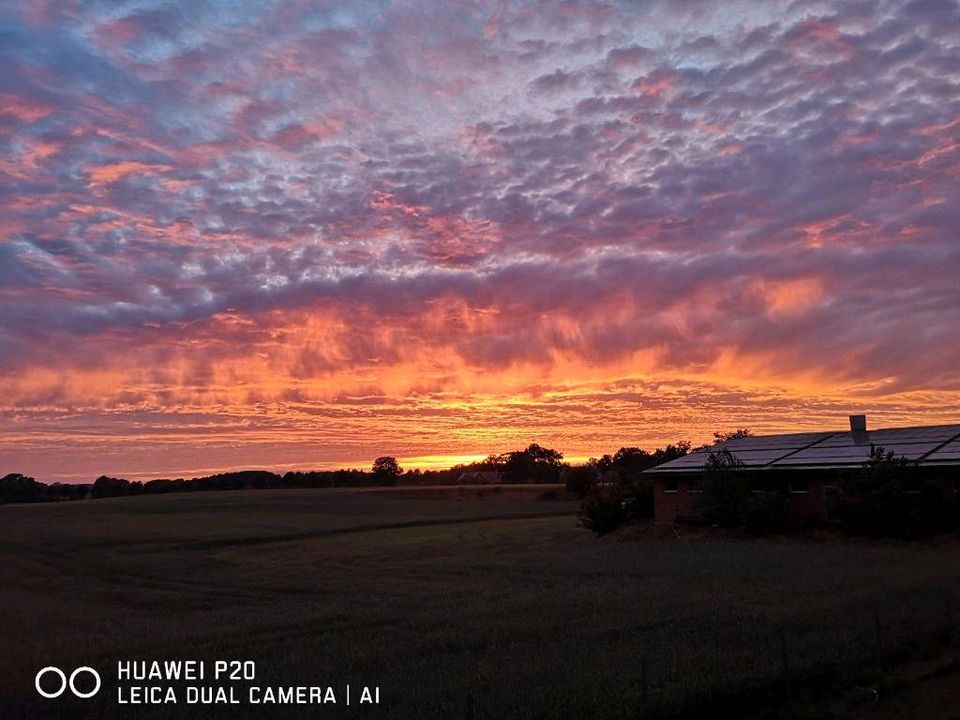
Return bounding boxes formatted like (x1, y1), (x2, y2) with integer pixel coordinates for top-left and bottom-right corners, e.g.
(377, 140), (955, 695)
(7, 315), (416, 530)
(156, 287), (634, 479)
(0, 0), (958, 478)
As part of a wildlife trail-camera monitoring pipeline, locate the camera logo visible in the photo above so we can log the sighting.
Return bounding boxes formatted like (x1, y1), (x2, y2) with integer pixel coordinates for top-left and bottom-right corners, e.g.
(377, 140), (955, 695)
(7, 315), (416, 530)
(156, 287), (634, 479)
(35, 666), (101, 699)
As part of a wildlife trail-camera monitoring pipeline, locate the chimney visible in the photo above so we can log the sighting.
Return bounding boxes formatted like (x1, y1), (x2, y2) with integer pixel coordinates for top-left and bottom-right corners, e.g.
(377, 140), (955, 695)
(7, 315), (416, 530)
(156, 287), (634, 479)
(849, 414), (867, 433)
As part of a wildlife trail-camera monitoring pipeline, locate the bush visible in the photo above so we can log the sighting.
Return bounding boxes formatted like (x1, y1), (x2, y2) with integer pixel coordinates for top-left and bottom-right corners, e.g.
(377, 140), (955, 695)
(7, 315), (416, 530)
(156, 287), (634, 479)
(563, 466), (598, 498)
(695, 450), (794, 534)
(916, 482), (955, 533)
(698, 472), (750, 527)
(619, 473), (654, 518)
(834, 492), (918, 537)
(832, 445), (937, 538)
(741, 492), (793, 535)
(577, 472), (656, 535)
(697, 449), (749, 527)
(577, 485), (627, 535)
(578, 440), (692, 536)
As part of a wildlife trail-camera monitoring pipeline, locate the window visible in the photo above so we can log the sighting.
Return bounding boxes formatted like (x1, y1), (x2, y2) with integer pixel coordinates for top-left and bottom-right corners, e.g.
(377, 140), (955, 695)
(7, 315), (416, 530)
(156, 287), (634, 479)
(953, 477), (959, 494)
(686, 477), (703, 494)
(662, 478), (678, 493)
(903, 475), (922, 494)
(788, 477), (809, 494)
(749, 476), (775, 494)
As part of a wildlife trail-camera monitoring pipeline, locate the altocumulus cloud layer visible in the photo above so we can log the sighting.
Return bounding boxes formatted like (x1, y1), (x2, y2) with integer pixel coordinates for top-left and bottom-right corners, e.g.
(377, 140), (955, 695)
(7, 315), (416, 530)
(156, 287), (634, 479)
(1, 0), (958, 480)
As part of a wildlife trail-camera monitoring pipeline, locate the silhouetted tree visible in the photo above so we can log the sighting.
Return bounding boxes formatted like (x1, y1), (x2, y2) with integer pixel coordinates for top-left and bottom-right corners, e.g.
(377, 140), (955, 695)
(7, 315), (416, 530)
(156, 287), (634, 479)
(48, 482), (86, 500)
(588, 454), (614, 474)
(495, 444), (564, 483)
(713, 428), (753, 443)
(90, 475), (132, 498)
(610, 447), (651, 473)
(0, 473), (47, 503)
(650, 441), (692, 464)
(371, 456), (402, 486)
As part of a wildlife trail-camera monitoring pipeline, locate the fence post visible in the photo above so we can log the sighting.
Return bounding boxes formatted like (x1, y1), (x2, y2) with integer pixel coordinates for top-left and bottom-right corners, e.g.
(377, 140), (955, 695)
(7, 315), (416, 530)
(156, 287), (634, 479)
(873, 606), (885, 672)
(779, 626), (792, 697)
(639, 654), (648, 714)
(944, 588), (954, 646)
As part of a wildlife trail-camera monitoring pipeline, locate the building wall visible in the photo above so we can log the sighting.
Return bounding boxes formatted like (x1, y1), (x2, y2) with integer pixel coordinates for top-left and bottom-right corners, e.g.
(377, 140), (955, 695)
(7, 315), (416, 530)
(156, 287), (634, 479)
(652, 475), (831, 525)
(653, 477), (695, 524)
(788, 483), (829, 520)
(653, 470), (959, 526)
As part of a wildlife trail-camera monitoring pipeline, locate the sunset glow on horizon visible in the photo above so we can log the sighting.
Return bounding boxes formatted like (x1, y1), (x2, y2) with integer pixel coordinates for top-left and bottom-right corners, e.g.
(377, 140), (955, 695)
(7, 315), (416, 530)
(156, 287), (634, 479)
(2, 0), (958, 482)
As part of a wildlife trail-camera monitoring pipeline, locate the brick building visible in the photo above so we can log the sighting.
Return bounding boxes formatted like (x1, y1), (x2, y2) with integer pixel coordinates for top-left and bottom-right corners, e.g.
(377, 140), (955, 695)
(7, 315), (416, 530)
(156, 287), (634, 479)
(646, 416), (960, 525)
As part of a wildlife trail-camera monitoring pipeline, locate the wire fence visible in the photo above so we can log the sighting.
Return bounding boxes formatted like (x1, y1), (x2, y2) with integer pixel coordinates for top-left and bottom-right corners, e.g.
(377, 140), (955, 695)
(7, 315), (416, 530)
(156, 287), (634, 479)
(631, 584), (958, 716)
(423, 584), (960, 719)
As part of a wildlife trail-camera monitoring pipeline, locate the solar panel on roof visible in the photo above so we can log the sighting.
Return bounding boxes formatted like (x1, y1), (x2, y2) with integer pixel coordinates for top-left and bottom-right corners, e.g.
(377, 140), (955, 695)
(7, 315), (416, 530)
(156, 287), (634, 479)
(653, 453), (712, 470)
(772, 442), (940, 465)
(646, 423), (960, 472)
(795, 431), (949, 451)
(718, 433), (833, 451)
(815, 425), (960, 446)
(668, 449), (804, 468)
(731, 449), (804, 461)
(926, 439), (960, 462)
(927, 452), (960, 462)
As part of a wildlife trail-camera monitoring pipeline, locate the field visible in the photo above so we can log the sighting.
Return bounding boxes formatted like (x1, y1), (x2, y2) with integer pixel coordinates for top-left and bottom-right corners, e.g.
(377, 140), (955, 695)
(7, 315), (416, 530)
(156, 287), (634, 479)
(2, 487), (960, 719)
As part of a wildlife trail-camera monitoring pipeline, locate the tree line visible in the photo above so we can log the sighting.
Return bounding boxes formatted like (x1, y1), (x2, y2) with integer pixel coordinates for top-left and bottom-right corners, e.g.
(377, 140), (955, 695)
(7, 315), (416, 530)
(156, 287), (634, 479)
(0, 441), (680, 503)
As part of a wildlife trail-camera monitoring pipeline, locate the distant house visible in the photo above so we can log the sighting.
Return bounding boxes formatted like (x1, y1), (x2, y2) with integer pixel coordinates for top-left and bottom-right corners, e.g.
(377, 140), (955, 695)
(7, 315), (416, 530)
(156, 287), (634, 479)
(457, 470), (503, 484)
(646, 415), (960, 525)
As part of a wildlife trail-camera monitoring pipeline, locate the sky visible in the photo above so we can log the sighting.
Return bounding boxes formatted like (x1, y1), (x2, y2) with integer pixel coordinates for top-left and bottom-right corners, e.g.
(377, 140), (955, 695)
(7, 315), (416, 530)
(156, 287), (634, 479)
(1, 0), (959, 482)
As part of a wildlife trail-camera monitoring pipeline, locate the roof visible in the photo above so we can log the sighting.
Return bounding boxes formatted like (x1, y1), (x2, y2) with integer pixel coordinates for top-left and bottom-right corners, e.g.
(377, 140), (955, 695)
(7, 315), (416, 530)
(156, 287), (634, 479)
(457, 470), (503, 482)
(646, 423), (960, 473)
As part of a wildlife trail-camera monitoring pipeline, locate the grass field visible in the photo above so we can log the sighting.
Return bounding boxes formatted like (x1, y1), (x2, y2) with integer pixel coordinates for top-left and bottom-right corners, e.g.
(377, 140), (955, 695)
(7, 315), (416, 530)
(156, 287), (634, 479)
(2, 488), (960, 719)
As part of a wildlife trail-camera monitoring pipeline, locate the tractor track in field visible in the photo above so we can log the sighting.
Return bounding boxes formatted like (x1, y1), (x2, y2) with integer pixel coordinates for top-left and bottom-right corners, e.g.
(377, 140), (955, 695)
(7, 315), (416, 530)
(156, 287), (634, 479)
(11, 510), (578, 605)
(86, 508), (577, 551)
(177, 509), (577, 550)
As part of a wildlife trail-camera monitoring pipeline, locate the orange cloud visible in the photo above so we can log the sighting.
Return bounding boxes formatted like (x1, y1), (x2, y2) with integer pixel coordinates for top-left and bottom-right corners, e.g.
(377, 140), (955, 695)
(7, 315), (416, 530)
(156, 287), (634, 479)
(86, 161), (173, 187)
(755, 277), (825, 317)
(0, 92), (54, 123)
(631, 71), (678, 98)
